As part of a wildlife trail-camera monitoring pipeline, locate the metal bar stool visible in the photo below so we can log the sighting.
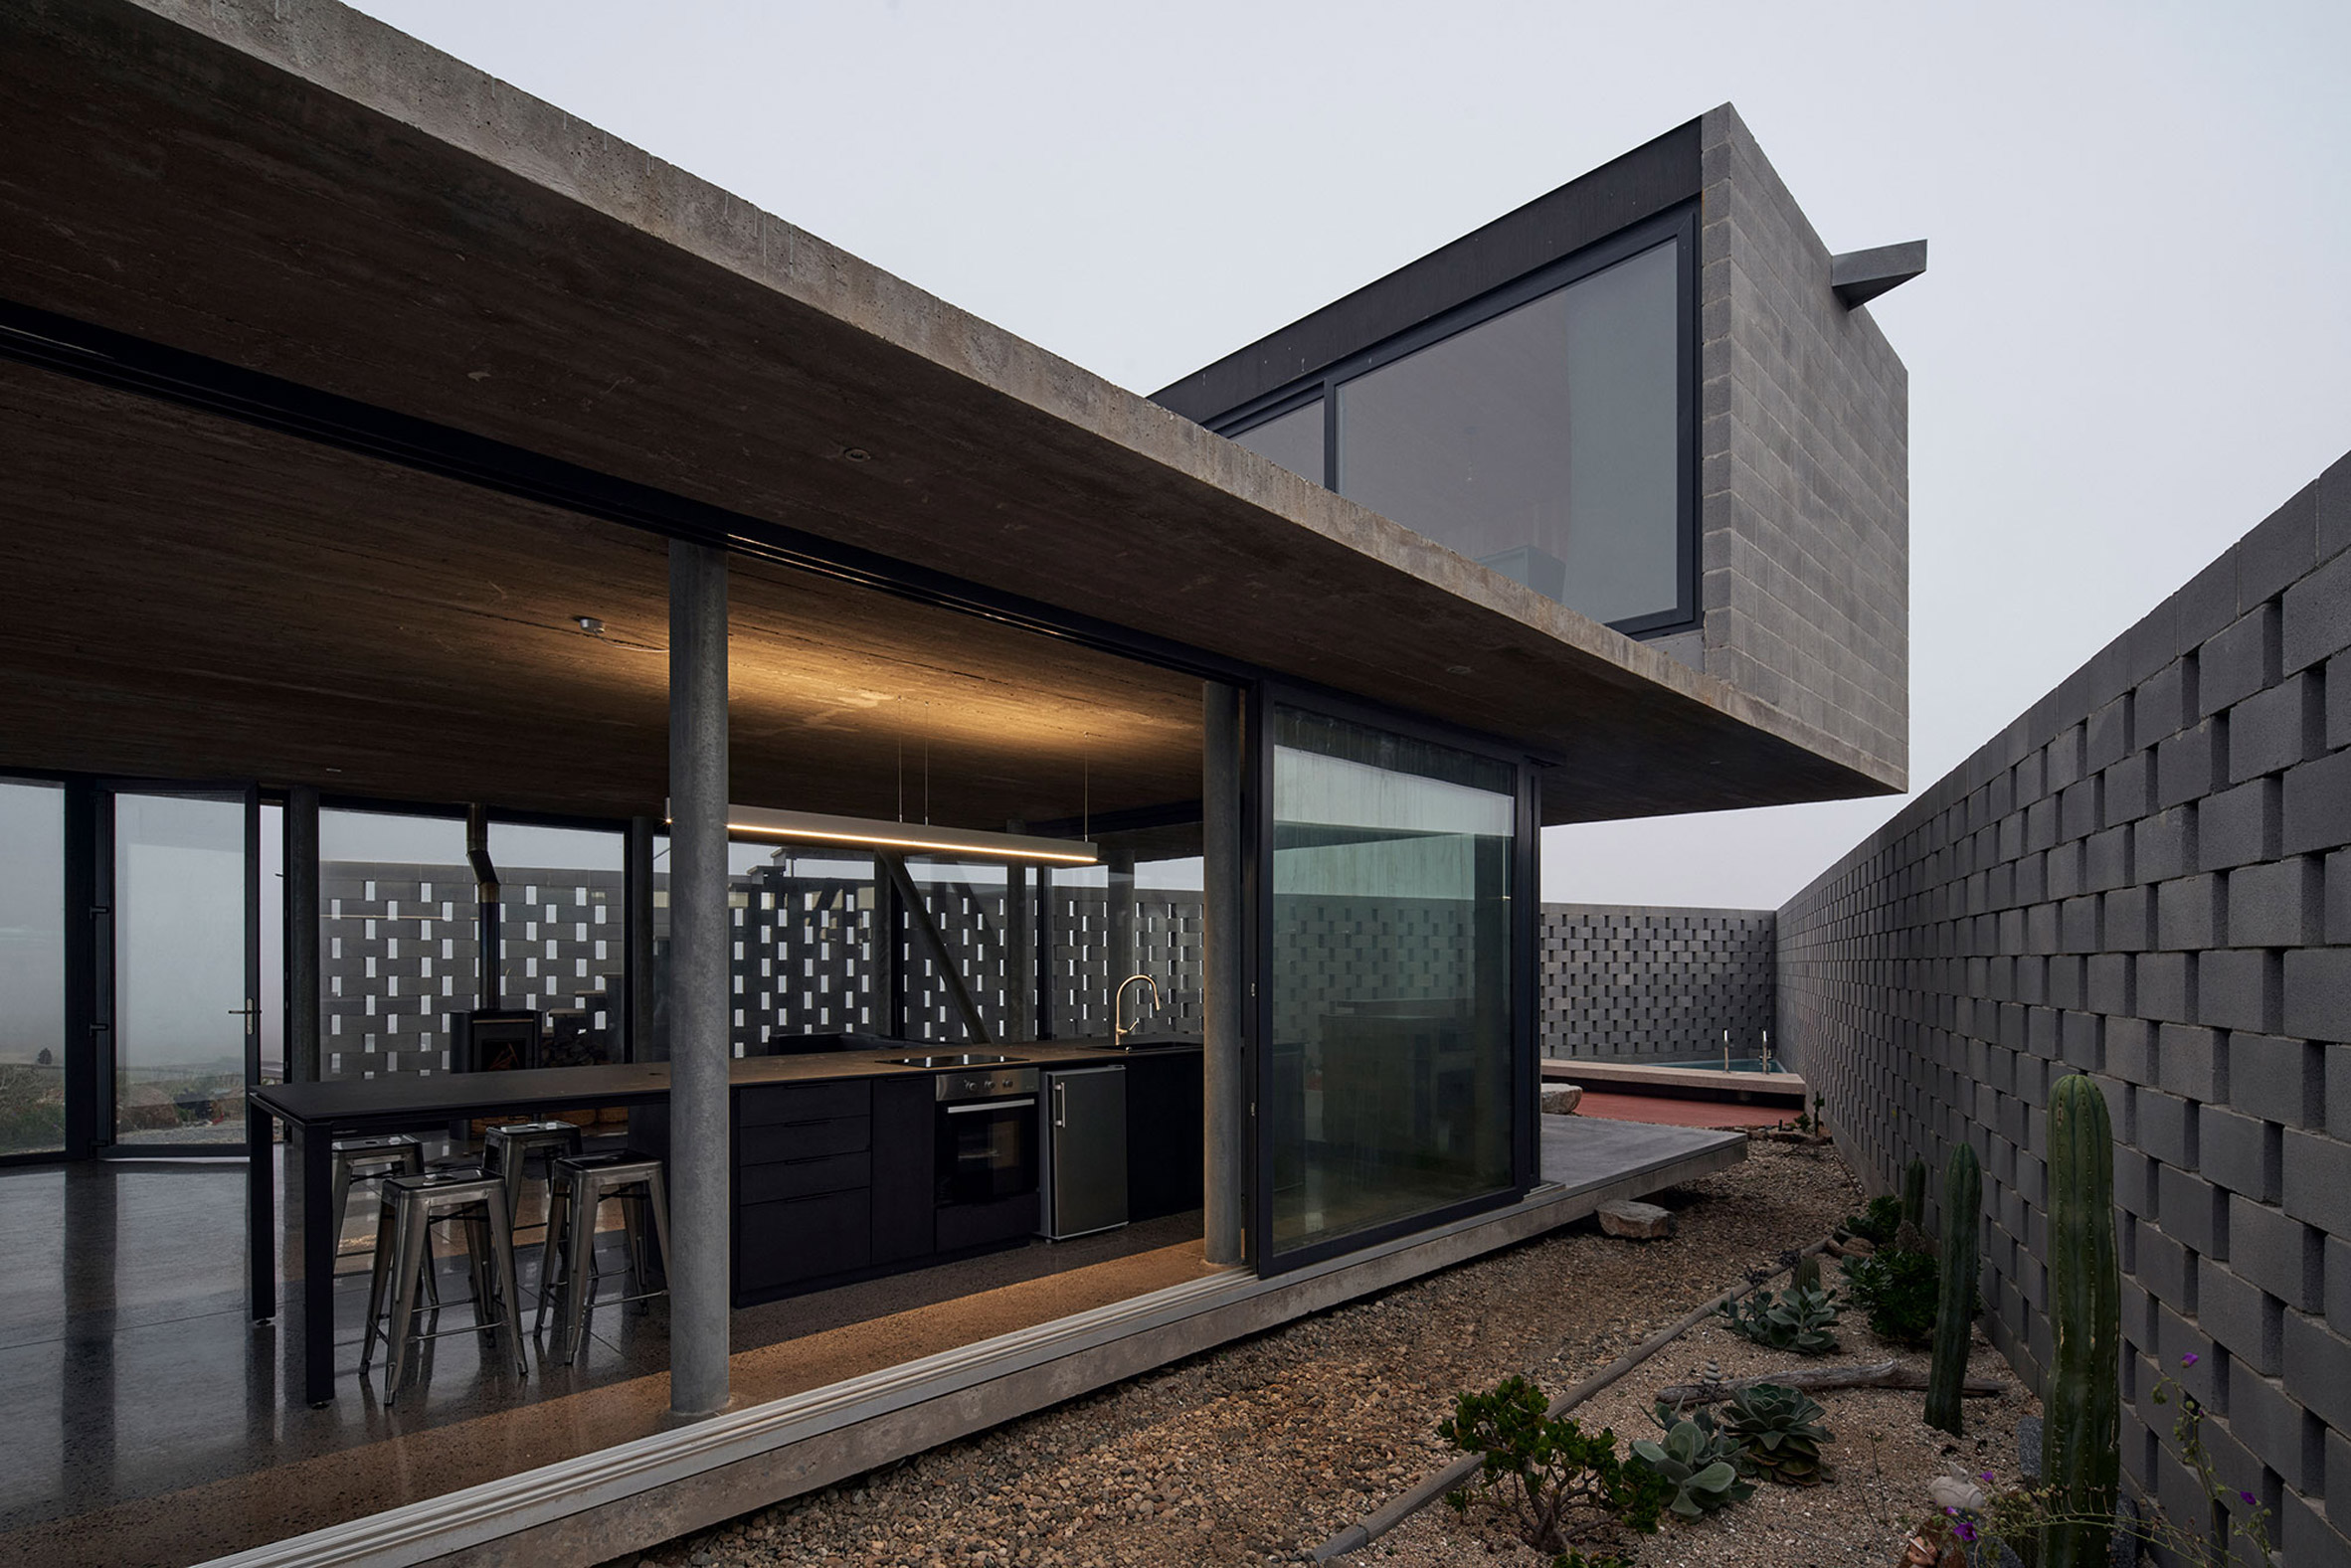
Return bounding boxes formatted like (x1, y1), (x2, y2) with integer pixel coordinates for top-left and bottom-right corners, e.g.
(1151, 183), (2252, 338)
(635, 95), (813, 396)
(360, 1170), (529, 1404)
(539, 1151), (672, 1366)
(328, 1134), (426, 1255)
(481, 1120), (585, 1226)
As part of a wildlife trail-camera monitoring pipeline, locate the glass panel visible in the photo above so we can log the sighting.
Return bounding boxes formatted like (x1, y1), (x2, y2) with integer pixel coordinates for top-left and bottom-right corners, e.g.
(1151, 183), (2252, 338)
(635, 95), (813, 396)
(489, 822), (624, 1066)
(259, 802), (283, 1086)
(0, 780), (66, 1156)
(1269, 708), (1515, 1255)
(1230, 398), (1325, 485)
(113, 792), (248, 1144)
(654, 837), (884, 1057)
(319, 808), (475, 1081)
(1336, 239), (1681, 626)
(902, 856), (1012, 1044)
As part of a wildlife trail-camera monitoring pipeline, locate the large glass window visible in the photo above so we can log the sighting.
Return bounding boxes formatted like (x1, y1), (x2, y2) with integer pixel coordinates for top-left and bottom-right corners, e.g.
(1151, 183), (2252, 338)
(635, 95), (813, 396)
(0, 780), (66, 1156)
(1223, 227), (1687, 632)
(489, 822), (624, 1066)
(319, 808), (476, 1080)
(1267, 707), (1517, 1257)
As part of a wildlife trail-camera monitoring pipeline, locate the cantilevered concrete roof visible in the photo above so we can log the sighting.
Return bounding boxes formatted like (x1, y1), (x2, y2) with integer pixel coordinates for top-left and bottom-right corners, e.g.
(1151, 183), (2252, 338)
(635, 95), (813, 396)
(0, 0), (1903, 825)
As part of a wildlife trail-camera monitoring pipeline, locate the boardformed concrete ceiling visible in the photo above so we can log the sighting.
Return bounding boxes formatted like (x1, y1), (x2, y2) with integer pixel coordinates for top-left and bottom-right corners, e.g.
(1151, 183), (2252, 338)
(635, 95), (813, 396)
(0, 1), (1904, 825)
(0, 361), (1201, 828)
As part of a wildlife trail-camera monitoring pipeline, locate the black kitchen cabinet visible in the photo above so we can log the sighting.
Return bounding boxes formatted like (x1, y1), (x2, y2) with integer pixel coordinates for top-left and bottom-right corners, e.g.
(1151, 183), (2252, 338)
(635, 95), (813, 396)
(1124, 1051), (1204, 1221)
(869, 1076), (935, 1265)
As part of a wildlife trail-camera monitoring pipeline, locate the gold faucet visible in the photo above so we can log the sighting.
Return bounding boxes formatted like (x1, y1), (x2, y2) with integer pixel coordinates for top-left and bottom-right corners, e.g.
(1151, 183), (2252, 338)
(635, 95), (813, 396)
(1113, 972), (1161, 1048)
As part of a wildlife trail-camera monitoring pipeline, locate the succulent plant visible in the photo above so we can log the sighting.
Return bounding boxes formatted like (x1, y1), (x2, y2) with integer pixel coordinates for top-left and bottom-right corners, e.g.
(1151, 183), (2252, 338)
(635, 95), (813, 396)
(1720, 1381), (1835, 1486)
(2044, 1074), (2119, 1568)
(1925, 1141), (1984, 1435)
(1631, 1414), (1754, 1517)
(1718, 1282), (1842, 1355)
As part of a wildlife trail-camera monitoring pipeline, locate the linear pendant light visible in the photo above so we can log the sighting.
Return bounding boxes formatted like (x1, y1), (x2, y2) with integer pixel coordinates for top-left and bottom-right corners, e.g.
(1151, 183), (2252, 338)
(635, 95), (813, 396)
(668, 802), (1098, 865)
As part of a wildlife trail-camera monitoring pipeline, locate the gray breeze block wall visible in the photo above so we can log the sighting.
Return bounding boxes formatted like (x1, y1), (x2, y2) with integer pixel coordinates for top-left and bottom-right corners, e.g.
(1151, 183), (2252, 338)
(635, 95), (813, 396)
(1696, 104), (1909, 784)
(1778, 450), (2351, 1564)
(1540, 902), (1776, 1060)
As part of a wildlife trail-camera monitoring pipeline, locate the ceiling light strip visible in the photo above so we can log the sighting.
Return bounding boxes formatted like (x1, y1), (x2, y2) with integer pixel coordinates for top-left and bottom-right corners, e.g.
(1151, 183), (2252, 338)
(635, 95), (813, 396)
(673, 802), (1097, 865)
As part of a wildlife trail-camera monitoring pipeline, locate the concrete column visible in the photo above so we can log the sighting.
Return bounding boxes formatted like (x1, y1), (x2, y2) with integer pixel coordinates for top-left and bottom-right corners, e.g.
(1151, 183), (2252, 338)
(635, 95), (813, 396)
(870, 865), (900, 1039)
(283, 785), (321, 1084)
(1107, 848), (1137, 1012)
(624, 815), (656, 1061)
(667, 539), (730, 1419)
(1201, 681), (1246, 1266)
(1004, 822), (1032, 1042)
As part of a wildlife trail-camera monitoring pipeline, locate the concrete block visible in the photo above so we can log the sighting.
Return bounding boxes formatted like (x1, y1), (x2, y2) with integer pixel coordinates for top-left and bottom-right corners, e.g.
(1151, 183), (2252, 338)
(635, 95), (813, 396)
(2323, 449), (2351, 562)
(2084, 824), (2132, 891)
(2200, 777), (2281, 871)
(2105, 1014), (2154, 1081)
(2335, 650), (2351, 752)
(2330, 848), (2351, 944)
(2200, 1106), (2280, 1203)
(2177, 552), (2242, 655)
(2101, 750), (2154, 826)
(2157, 1023), (2226, 1103)
(2137, 1088), (2198, 1169)
(2228, 1195), (2322, 1310)
(2227, 1033), (2322, 1130)
(2156, 874), (2225, 950)
(2196, 1260), (2283, 1376)
(2227, 857), (2324, 949)
(2281, 533), (2351, 673)
(2220, 1366), (2304, 1487)
(2060, 778), (2100, 843)
(2282, 747), (2351, 857)
(2136, 1219), (2194, 1308)
(2277, 1490), (2351, 1568)
(2136, 657), (2193, 741)
(2102, 885), (2153, 952)
(2331, 1231), (2351, 1338)
(2281, 1128), (2351, 1238)
(2137, 951), (2195, 1024)
(2197, 948), (2279, 1033)
(2156, 721), (2224, 807)
(2157, 1165), (2225, 1256)
(2281, 1310), (2351, 1431)
(2136, 805), (2197, 883)
(2283, 948), (2351, 1043)
(2227, 672), (2323, 782)
(2199, 603), (2280, 716)
(2242, 480), (2320, 611)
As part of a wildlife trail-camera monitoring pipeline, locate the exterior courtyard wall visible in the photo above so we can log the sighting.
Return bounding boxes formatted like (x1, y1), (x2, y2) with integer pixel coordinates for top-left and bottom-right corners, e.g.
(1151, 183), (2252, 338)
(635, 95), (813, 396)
(1779, 450), (2351, 1563)
(1538, 903), (1776, 1061)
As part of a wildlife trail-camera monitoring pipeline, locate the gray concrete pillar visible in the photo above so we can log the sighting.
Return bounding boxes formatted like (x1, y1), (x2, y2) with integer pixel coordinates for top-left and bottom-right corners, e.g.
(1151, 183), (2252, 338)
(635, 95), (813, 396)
(667, 539), (731, 1419)
(1107, 849), (1137, 1015)
(1004, 823), (1033, 1042)
(283, 785), (321, 1084)
(1201, 681), (1246, 1266)
(625, 815), (656, 1061)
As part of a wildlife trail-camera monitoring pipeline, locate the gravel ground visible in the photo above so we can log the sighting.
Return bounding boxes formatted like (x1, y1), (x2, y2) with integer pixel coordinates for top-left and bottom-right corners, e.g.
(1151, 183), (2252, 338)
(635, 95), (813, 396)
(601, 1138), (2028, 1568)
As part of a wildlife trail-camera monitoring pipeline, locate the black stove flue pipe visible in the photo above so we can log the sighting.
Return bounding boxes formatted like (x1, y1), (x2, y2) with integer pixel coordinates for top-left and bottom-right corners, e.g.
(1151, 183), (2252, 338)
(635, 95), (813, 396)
(465, 804), (501, 1010)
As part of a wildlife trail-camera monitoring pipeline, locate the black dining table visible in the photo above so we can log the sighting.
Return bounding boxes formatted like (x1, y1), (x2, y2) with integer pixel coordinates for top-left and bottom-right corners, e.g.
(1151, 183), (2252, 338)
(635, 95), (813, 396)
(246, 1064), (674, 1407)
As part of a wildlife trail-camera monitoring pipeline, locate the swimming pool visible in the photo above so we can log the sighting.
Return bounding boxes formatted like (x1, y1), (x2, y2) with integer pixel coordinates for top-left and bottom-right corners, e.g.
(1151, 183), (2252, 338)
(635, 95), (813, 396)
(1652, 1058), (1793, 1074)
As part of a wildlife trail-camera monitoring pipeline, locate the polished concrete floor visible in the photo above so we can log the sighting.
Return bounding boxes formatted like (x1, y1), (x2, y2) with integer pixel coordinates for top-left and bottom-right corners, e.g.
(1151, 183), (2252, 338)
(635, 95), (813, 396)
(0, 1151), (1214, 1568)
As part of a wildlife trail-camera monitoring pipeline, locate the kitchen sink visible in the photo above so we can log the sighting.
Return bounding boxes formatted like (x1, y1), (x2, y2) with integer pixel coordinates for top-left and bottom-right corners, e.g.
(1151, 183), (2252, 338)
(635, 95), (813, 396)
(881, 1052), (1029, 1069)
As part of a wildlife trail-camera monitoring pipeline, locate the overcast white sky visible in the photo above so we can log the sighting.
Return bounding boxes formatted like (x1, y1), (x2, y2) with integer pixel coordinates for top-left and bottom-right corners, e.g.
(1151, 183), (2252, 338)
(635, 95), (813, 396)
(351, 0), (2351, 911)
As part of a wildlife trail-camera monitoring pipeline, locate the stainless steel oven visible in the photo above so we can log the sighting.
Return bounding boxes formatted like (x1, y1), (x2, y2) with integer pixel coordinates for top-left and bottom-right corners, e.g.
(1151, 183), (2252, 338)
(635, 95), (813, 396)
(932, 1065), (1039, 1207)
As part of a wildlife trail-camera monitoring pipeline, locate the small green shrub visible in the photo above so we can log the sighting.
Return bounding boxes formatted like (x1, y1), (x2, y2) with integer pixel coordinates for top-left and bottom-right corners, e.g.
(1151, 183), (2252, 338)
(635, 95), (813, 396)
(1718, 1282), (1842, 1355)
(1718, 1382), (1835, 1486)
(1841, 1247), (1941, 1346)
(1840, 1192), (1905, 1246)
(1439, 1375), (1672, 1557)
(1630, 1411), (1754, 1517)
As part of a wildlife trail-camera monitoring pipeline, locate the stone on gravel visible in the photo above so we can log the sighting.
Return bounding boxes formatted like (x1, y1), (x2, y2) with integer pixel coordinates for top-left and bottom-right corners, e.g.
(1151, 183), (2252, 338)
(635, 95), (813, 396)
(1539, 1086), (1583, 1115)
(1596, 1199), (1675, 1239)
(2017, 1412), (2043, 1481)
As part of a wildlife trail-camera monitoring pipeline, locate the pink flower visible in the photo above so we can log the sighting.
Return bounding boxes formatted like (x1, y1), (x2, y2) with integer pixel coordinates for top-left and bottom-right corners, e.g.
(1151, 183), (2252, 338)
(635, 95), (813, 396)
(2180, 1352), (2200, 1367)
(2241, 1490), (2257, 1504)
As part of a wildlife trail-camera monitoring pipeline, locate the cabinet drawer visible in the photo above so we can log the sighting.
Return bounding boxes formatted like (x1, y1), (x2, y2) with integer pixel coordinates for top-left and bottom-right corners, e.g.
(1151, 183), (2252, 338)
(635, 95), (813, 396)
(739, 1150), (870, 1204)
(738, 1080), (870, 1129)
(738, 1190), (871, 1291)
(737, 1114), (870, 1167)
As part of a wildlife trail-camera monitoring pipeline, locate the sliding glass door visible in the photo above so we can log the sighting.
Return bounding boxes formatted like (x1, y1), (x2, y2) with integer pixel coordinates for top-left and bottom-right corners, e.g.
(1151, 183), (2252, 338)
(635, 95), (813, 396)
(105, 786), (259, 1149)
(1256, 701), (1528, 1269)
(0, 779), (68, 1157)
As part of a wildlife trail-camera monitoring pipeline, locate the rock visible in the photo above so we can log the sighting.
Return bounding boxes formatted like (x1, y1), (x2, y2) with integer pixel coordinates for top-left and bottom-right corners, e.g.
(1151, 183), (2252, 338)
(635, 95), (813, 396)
(2017, 1413), (2042, 1481)
(1596, 1200), (1675, 1240)
(1539, 1086), (1582, 1115)
(1837, 1234), (1877, 1256)
(1928, 1475), (1987, 1513)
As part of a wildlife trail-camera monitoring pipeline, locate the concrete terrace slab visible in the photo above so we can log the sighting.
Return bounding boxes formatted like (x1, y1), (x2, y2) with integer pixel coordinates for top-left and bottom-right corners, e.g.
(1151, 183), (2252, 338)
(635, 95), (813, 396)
(0, 0), (1901, 824)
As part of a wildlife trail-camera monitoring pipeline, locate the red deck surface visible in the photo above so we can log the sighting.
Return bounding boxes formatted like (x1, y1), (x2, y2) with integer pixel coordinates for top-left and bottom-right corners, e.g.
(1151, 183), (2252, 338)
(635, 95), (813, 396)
(1571, 1091), (1790, 1130)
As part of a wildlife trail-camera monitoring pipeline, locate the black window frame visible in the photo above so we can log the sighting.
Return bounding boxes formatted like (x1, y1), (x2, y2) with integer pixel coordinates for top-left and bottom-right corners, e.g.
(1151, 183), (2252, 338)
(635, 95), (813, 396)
(1215, 203), (1701, 640)
(1244, 679), (1541, 1277)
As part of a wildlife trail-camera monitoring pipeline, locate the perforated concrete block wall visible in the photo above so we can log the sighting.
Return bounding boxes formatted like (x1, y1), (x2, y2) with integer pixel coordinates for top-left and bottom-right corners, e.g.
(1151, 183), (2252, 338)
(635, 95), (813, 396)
(1779, 450), (2351, 1563)
(1539, 902), (1775, 1060)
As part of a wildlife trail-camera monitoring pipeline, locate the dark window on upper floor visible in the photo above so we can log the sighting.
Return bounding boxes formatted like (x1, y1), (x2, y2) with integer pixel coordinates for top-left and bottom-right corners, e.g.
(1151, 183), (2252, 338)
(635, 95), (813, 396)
(1216, 210), (1695, 636)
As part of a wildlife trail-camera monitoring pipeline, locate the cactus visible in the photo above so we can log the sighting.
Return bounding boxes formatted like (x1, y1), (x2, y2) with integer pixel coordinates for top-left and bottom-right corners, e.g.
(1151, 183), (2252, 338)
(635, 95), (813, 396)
(1902, 1156), (1929, 1234)
(2044, 1075), (2119, 1568)
(1924, 1141), (1983, 1435)
(1793, 1253), (1822, 1294)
